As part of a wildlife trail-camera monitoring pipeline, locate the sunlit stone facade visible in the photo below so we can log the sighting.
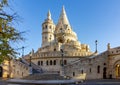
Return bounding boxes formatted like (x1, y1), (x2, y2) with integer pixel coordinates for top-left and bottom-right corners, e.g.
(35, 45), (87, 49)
(24, 6), (93, 73)
(0, 7), (120, 79)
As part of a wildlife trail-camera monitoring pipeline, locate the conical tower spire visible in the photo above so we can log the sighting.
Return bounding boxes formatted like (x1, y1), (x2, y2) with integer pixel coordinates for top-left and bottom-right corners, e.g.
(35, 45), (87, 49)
(47, 10), (51, 20)
(56, 6), (71, 28)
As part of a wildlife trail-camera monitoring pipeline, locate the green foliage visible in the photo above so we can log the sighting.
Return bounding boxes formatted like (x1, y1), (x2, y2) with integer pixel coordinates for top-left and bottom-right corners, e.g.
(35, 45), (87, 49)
(0, 0), (24, 63)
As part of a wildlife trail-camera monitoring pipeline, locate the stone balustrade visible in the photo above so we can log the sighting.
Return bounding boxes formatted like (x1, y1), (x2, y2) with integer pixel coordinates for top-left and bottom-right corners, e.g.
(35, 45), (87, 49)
(30, 51), (92, 58)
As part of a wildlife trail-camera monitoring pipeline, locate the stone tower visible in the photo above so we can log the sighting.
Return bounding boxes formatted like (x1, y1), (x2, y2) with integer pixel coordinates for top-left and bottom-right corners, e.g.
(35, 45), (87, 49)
(42, 10), (55, 47)
(55, 6), (78, 43)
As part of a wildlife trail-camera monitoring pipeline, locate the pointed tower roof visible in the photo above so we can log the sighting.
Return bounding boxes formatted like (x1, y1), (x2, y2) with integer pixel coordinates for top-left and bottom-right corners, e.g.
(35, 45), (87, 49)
(47, 10), (51, 20)
(56, 6), (71, 28)
(43, 10), (54, 24)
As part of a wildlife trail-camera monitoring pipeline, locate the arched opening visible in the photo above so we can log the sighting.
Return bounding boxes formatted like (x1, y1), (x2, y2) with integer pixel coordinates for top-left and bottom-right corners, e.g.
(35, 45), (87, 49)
(53, 60), (56, 65)
(0, 66), (3, 77)
(97, 65), (100, 73)
(103, 67), (107, 79)
(46, 60), (48, 65)
(89, 68), (91, 73)
(38, 61), (40, 65)
(115, 64), (120, 78)
(73, 72), (75, 76)
(50, 60), (52, 65)
(41, 61), (43, 66)
(81, 70), (83, 74)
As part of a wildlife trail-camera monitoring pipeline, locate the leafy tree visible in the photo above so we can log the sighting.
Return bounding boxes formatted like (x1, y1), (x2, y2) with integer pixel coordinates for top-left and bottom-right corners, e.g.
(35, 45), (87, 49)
(0, 0), (24, 64)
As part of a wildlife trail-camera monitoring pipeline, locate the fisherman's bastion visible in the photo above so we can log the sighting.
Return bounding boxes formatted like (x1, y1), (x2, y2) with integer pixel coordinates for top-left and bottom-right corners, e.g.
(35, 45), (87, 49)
(0, 7), (120, 80)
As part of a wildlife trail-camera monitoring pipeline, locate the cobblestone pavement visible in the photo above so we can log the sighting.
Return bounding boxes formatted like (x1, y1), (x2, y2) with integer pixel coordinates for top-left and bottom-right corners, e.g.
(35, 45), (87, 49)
(0, 80), (7, 85)
(79, 79), (120, 85)
(0, 79), (120, 85)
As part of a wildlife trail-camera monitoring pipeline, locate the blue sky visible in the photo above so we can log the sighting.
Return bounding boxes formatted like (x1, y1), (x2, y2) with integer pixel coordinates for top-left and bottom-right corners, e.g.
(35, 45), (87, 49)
(8, 0), (120, 57)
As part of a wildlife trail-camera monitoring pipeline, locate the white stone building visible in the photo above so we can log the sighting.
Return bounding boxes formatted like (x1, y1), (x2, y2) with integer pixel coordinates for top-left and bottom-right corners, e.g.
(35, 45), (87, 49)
(23, 6), (93, 73)
(0, 6), (120, 79)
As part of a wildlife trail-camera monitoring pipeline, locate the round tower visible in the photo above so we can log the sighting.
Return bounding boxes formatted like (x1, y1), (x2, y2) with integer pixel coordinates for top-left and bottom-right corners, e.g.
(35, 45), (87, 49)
(42, 10), (55, 47)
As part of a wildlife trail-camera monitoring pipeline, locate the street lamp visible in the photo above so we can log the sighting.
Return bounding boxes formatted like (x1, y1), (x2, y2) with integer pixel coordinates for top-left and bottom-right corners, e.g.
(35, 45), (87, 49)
(29, 50), (33, 75)
(60, 49), (65, 76)
(95, 40), (98, 53)
(29, 52), (32, 67)
(60, 49), (64, 67)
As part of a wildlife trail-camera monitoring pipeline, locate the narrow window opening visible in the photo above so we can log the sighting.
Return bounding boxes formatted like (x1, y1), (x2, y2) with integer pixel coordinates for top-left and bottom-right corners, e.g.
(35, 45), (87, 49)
(50, 60), (52, 65)
(97, 65), (100, 73)
(38, 61), (40, 65)
(81, 70), (83, 74)
(54, 60), (56, 65)
(41, 61), (43, 66)
(46, 60), (48, 65)
(90, 68), (91, 73)
(73, 72), (75, 76)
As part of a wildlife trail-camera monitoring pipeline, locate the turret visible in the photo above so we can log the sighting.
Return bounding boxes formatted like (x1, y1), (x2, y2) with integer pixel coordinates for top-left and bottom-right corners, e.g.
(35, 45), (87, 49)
(55, 6), (78, 43)
(42, 10), (55, 47)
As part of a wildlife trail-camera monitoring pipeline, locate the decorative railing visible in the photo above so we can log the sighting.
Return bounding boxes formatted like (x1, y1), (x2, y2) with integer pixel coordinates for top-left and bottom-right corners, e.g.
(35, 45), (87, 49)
(31, 51), (92, 58)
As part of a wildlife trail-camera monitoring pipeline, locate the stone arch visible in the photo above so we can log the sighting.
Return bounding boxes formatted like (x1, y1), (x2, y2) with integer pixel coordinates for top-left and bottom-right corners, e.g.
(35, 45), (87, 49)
(113, 60), (120, 68)
(113, 60), (120, 78)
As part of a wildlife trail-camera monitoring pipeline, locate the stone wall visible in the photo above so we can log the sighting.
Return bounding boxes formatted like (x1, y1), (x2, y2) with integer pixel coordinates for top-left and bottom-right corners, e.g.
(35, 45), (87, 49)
(64, 52), (108, 79)
(10, 59), (30, 78)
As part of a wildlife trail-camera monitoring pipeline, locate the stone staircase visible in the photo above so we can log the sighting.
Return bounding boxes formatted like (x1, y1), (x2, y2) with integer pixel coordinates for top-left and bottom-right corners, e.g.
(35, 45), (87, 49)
(22, 73), (66, 80)
(20, 58), (43, 73)
(31, 63), (43, 73)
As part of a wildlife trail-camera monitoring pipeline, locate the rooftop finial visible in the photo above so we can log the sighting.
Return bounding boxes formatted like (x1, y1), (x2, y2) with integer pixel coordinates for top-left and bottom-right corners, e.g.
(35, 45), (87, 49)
(62, 5), (65, 15)
(107, 43), (110, 50)
(47, 10), (51, 20)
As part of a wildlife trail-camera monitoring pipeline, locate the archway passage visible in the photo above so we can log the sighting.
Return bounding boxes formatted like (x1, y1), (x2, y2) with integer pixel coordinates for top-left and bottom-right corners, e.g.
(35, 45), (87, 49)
(0, 66), (3, 77)
(115, 64), (120, 78)
(103, 67), (107, 79)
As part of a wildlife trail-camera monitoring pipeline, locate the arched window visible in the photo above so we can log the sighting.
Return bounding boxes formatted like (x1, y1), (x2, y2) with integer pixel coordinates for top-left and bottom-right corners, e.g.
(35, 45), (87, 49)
(54, 60), (56, 65)
(54, 48), (56, 51)
(89, 68), (91, 73)
(73, 72), (75, 76)
(64, 60), (67, 65)
(45, 25), (47, 29)
(41, 61), (43, 66)
(81, 70), (83, 74)
(50, 60), (52, 65)
(97, 65), (100, 73)
(46, 60), (48, 65)
(38, 61), (40, 65)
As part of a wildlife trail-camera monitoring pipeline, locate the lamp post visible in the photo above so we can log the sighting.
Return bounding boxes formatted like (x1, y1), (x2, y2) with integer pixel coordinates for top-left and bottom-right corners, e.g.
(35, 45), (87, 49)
(29, 50), (33, 75)
(95, 40), (98, 53)
(60, 49), (64, 76)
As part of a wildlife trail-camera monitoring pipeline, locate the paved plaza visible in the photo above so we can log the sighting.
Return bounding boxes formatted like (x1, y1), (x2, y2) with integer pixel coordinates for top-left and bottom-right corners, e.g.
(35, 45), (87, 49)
(80, 79), (120, 85)
(0, 79), (119, 85)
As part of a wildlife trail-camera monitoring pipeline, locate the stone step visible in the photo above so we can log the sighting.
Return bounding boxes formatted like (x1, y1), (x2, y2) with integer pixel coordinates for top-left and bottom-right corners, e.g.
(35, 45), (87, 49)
(22, 73), (66, 80)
